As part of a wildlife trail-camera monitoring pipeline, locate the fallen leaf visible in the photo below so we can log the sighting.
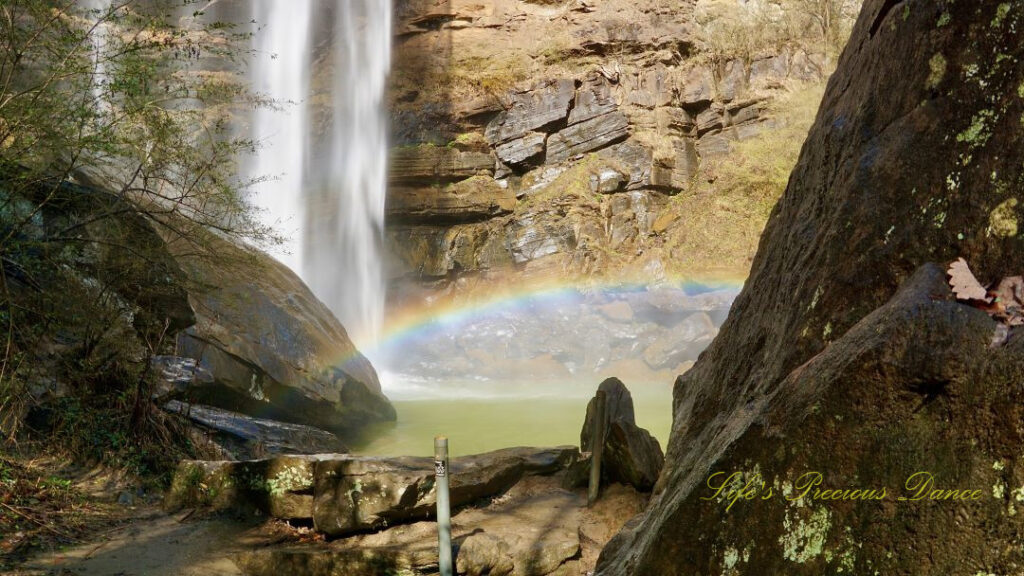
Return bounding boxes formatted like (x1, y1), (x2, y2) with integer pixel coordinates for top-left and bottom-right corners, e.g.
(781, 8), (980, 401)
(947, 258), (991, 302)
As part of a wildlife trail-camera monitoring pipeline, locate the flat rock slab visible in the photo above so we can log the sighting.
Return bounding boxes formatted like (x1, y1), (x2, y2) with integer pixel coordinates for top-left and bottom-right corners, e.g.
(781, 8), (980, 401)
(165, 447), (578, 536)
(163, 400), (346, 459)
(235, 476), (585, 576)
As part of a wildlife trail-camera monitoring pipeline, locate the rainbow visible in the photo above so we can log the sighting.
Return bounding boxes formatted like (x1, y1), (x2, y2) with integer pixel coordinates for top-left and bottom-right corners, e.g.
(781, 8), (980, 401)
(338, 272), (747, 372)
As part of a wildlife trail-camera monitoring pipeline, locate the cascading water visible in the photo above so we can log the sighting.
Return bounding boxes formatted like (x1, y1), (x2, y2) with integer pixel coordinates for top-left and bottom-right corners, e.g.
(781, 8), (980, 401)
(81, 0), (113, 106)
(246, 1), (390, 349)
(304, 1), (391, 349)
(247, 3), (312, 275)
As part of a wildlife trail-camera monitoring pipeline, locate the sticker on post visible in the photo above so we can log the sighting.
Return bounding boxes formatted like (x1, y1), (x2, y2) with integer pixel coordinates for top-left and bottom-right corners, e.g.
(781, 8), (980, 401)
(435, 460), (447, 478)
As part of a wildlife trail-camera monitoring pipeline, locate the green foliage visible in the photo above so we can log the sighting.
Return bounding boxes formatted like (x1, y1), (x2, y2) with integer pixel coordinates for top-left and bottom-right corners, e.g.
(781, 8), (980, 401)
(695, 0), (862, 64)
(0, 2), (267, 474)
(666, 83), (826, 271)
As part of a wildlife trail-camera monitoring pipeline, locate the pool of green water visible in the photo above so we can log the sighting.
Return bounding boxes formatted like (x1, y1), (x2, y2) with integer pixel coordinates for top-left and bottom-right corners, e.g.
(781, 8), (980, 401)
(352, 382), (674, 458)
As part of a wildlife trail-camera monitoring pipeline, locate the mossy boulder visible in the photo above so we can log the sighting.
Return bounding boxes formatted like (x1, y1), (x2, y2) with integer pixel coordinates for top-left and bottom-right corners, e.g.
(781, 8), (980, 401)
(597, 1), (1024, 574)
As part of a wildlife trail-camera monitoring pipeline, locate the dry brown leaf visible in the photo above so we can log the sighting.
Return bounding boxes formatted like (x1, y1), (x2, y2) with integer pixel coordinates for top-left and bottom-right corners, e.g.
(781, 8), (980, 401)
(947, 257), (991, 302)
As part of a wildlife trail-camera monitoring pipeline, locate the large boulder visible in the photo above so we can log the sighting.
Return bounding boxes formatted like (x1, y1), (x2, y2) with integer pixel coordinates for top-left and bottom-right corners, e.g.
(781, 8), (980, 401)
(597, 2), (1024, 574)
(168, 230), (395, 437)
(580, 377), (636, 451)
(313, 446), (578, 536)
(165, 447), (578, 536)
(579, 378), (664, 492)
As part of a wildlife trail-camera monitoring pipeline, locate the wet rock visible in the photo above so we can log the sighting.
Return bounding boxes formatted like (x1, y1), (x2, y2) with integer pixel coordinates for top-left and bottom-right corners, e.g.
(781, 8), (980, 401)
(546, 112), (630, 164)
(386, 176), (515, 224)
(162, 400), (346, 459)
(312, 446), (578, 536)
(485, 80), (576, 146)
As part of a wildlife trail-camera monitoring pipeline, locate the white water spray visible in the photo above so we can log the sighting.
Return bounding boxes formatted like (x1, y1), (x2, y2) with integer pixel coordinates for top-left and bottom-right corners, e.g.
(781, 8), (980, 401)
(247, 4), (312, 274)
(246, 2), (391, 348)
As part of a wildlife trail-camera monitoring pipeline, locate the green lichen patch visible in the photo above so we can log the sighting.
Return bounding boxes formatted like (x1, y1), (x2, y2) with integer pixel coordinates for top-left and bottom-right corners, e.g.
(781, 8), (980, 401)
(927, 54), (947, 90)
(988, 198), (1019, 238)
(779, 506), (831, 563)
(957, 109), (996, 150)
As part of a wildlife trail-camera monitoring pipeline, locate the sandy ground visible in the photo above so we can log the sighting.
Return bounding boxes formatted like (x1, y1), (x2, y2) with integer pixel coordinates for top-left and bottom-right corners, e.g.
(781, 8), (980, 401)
(15, 509), (254, 576)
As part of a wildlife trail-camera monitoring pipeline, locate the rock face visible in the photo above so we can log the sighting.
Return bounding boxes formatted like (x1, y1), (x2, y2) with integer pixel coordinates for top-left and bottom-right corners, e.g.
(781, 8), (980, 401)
(169, 230), (395, 437)
(579, 378), (664, 492)
(165, 446), (578, 536)
(597, 2), (1024, 574)
(386, 0), (833, 295)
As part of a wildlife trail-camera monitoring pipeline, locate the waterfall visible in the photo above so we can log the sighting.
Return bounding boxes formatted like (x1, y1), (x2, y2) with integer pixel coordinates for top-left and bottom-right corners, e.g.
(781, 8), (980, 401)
(81, 0), (112, 107)
(246, 1), (391, 349)
(247, 3), (312, 275)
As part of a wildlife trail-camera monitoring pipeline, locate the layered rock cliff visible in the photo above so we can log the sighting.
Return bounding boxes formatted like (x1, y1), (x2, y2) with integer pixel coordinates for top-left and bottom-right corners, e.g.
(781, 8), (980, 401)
(387, 0), (838, 301)
(596, 1), (1024, 573)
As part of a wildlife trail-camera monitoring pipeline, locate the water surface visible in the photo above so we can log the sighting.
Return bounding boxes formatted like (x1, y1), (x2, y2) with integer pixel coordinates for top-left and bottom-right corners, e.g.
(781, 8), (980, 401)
(353, 377), (674, 458)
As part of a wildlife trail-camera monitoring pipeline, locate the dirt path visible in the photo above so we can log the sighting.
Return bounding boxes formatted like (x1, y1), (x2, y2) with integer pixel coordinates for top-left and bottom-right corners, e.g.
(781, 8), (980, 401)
(14, 508), (253, 576)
